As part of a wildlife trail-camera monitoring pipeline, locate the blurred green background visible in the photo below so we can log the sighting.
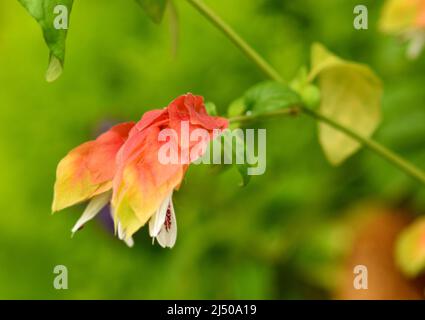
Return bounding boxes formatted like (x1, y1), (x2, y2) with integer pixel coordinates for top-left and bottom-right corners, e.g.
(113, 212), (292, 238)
(0, 0), (424, 299)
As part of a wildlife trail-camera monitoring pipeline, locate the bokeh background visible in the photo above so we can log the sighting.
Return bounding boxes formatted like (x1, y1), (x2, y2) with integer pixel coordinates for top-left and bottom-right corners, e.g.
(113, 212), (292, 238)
(0, 0), (424, 299)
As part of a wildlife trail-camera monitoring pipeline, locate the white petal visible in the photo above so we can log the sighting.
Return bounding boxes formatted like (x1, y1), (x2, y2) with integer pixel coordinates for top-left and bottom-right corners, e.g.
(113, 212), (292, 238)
(407, 35), (425, 59)
(123, 236), (134, 248)
(117, 221), (126, 240)
(156, 198), (177, 248)
(116, 218), (135, 247)
(149, 192), (172, 237)
(71, 191), (111, 235)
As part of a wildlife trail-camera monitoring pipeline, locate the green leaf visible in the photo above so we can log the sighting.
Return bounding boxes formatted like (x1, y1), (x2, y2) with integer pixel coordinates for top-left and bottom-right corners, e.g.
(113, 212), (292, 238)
(244, 81), (301, 115)
(221, 130), (252, 186)
(18, 0), (74, 82)
(308, 43), (383, 165)
(202, 130), (252, 186)
(234, 133), (252, 187)
(227, 82), (301, 120)
(135, 0), (168, 24)
(227, 97), (246, 118)
(204, 101), (218, 116)
(236, 164), (251, 187)
(396, 217), (425, 278)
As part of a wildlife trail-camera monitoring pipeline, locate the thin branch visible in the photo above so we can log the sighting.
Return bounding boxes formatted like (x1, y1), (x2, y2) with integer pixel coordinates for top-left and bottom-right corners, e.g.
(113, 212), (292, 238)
(229, 106), (301, 124)
(186, 0), (283, 82)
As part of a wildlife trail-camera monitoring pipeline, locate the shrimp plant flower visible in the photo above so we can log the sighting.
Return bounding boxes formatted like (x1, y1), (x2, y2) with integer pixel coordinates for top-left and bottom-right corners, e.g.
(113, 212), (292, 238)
(380, 0), (425, 58)
(52, 94), (228, 248)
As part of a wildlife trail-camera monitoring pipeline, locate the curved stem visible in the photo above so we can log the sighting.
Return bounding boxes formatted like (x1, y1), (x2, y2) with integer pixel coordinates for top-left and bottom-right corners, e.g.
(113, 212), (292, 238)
(187, 0), (425, 185)
(186, 0), (283, 82)
(229, 106), (425, 184)
(301, 107), (425, 184)
(229, 106), (301, 124)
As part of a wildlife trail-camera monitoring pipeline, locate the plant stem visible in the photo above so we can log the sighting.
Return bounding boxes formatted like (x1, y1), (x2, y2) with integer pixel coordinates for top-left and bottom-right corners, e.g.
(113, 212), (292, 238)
(186, 0), (283, 82)
(187, 0), (425, 185)
(229, 106), (301, 124)
(301, 107), (425, 184)
(229, 106), (425, 184)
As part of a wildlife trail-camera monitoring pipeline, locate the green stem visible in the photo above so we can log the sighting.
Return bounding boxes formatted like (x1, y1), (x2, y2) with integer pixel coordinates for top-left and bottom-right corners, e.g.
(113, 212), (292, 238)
(301, 107), (425, 184)
(229, 107), (425, 184)
(186, 0), (283, 82)
(188, 0), (425, 185)
(229, 106), (301, 124)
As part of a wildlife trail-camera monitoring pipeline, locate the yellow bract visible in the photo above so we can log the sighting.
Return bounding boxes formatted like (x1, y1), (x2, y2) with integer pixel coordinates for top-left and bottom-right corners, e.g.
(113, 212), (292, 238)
(379, 0), (419, 33)
(396, 217), (425, 277)
(52, 150), (111, 212)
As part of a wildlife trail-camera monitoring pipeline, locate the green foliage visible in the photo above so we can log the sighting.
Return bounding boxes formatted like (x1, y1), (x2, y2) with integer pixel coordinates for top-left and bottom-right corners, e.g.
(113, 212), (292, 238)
(18, 0), (74, 82)
(243, 81), (301, 115)
(135, 0), (168, 24)
(224, 82), (301, 186)
(308, 43), (383, 165)
(204, 101), (218, 116)
(205, 129), (253, 187)
(221, 130), (252, 187)
(18, 0), (169, 81)
(227, 81), (301, 121)
(396, 217), (425, 277)
(227, 98), (246, 118)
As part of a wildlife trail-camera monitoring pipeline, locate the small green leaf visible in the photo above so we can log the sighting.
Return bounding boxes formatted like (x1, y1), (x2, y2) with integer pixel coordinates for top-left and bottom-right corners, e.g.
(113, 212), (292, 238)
(204, 101), (218, 116)
(244, 81), (301, 115)
(308, 43), (383, 165)
(19, 0), (74, 81)
(227, 97), (246, 118)
(396, 217), (425, 278)
(235, 133), (252, 187)
(45, 54), (63, 82)
(221, 130), (252, 186)
(135, 0), (168, 24)
(236, 165), (251, 186)
(203, 130), (251, 186)
(227, 82), (301, 119)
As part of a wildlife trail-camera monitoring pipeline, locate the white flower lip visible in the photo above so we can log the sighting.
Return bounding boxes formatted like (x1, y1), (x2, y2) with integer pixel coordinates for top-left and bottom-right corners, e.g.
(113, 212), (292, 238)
(71, 190), (134, 247)
(71, 191), (111, 235)
(149, 192), (177, 248)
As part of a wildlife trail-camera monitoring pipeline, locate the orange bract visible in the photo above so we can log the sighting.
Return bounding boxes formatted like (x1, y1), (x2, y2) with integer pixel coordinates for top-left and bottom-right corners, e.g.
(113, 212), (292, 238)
(52, 94), (228, 245)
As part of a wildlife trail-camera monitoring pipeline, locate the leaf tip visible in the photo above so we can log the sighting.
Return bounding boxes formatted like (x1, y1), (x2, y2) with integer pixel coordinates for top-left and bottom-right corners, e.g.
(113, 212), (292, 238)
(45, 55), (63, 82)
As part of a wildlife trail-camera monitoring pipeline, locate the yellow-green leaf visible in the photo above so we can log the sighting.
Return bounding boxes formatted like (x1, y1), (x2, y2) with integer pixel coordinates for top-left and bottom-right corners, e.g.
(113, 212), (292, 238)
(308, 43), (383, 165)
(396, 217), (425, 278)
